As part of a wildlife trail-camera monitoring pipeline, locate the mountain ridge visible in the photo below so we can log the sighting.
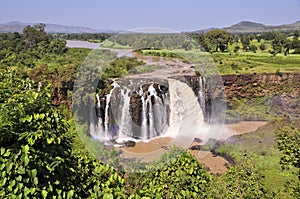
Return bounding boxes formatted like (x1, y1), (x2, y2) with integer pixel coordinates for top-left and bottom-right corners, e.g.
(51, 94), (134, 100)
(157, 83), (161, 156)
(0, 20), (299, 34)
(0, 21), (115, 33)
(196, 20), (300, 33)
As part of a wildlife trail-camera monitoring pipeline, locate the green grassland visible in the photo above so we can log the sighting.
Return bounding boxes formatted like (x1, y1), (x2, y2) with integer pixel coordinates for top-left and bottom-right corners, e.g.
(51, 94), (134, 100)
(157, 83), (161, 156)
(212, 53), (300, 74)
(215, 119), (298, 198)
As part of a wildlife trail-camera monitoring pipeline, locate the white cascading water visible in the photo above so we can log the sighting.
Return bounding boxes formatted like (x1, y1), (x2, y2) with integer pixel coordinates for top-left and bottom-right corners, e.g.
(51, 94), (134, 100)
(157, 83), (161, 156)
(96, 93), (101, 108)
(164, 79), (204, 148)
(134, 84), (169, 139)
(139, 86), (147, 138)
(90, 77), (205, 145)
(198, 77), (206, 117)
(104, 82), (119, 138)
(116, 87), (132, 142)
(90, 93), (104, 141)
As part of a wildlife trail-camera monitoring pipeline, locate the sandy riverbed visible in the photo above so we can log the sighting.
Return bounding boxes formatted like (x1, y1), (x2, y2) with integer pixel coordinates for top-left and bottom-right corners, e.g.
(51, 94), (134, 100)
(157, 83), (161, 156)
(120, 121), (268, 174)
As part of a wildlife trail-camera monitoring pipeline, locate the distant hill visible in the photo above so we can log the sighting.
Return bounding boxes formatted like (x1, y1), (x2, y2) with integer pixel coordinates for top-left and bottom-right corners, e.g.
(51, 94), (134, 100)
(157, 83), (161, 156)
(1, 20), (300, 34)
(0, 21), (115, 33)
(195, 21), (300, 33)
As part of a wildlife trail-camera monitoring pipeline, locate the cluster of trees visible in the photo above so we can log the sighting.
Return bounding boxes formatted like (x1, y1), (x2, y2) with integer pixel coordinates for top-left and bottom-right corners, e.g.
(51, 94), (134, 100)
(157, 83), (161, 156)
(0, 24), (94, 108)
(77, 29), (300, 57)
(0, 24), (67, 68)
(188, 30), (300, 56)
(57, 33), (112, 43)
(101, 57), (145, 79)
(103, 33), (198, 50)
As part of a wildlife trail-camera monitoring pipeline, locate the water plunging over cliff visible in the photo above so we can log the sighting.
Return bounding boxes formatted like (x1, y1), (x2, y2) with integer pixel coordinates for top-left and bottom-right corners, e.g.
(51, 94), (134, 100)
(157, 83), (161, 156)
(90, 77), (205, 143)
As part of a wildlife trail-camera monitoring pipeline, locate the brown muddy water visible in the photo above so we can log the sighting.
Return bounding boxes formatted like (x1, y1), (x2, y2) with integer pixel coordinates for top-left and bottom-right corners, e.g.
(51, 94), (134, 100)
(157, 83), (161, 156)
(120, 121), (268, 174)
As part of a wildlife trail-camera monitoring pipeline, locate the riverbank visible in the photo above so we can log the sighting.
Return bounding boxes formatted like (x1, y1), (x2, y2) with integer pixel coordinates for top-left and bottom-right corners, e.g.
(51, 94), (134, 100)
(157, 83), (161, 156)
(120, 121), (267, 174)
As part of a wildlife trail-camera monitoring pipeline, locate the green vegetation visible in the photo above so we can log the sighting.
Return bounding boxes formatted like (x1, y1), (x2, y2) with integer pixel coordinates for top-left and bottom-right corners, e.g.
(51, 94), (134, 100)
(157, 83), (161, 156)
(206, 157), (271, 198)
(0, 71), (125, 198)
(0, 24), (67, 69)
(100, 40), (131, 49)
(102, 57), (145, 79)
(58, 33), (112, 43)
(215, 118), (299, 198)
(275, 119), (300, 198)
(138, 49), (185, 59)
(212, 53), (300, 74)
(126, 148), (211, 198)
(204, 30), (231, 52)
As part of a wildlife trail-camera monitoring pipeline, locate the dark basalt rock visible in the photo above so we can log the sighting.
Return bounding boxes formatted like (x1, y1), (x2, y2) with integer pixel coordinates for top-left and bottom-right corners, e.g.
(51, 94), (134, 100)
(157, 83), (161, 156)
(124, 140), (136, 147)
(189, 145), (202, 150)
(193, 138), (202, 143)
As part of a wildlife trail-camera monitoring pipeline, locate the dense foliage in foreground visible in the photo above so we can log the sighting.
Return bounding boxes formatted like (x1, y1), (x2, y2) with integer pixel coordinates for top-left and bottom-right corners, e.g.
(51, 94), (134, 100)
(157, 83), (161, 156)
(0, 71), (125, 198)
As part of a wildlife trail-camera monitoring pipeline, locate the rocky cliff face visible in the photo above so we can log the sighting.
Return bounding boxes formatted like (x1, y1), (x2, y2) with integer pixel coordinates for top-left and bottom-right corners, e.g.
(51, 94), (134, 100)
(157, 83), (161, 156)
(220, 73), (300, 122)
(221, 73), (300, 99)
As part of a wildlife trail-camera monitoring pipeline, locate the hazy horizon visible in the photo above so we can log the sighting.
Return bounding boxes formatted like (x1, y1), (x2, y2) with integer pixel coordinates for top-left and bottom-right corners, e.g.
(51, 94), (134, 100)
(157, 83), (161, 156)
(1, 0), (300, 31)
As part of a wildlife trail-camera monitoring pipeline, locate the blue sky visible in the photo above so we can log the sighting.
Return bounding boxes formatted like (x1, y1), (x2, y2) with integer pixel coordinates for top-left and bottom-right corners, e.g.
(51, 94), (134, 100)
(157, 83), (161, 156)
(1, 0), (300, 31)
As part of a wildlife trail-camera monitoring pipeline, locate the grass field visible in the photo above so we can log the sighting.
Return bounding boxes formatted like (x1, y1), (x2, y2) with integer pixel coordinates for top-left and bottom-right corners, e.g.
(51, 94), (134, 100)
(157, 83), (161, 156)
(212, 52), (300, 74)
(216, 119), (298, 198)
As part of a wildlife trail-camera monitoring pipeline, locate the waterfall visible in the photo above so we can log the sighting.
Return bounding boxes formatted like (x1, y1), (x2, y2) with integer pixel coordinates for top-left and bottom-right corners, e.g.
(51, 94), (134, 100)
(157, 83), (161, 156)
(139, 86), (147, 138)
(90, 78), (204, 145)
(90, 94), (105, 141)
(134, 84), (169, 139)
(116, 87), (132, 142)
(198, 77), (206, 118)
(165, 79), (204, 146)
(96, 93), (101, 107)
(104, 82), (119, 138)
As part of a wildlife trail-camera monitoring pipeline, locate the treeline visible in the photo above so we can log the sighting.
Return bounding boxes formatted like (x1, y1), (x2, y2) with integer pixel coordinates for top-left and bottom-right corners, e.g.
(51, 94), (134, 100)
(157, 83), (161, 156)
(187, 30), (300, 56)
(83, 29), (300, 57)
(0, 24), (67, 68)
(56, 33), (113, 43)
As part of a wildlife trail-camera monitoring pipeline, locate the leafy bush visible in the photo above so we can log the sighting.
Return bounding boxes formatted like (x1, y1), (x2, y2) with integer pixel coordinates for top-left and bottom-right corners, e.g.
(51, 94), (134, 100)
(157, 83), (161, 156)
(126, 148), (210, 198)
(0, 71), (125, 198)
(206, 157), (271, 198)
(275, 119), (300, 198)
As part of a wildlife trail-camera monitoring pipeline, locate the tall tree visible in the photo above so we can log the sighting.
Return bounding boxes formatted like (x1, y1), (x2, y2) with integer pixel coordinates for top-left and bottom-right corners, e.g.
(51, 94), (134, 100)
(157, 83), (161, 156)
(204, 30), (231, 52)
(241, 35), (250, 52)
(293, 30), (300, 40)
(23, 23), (48, 47)
(271, 34), (285, 56)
